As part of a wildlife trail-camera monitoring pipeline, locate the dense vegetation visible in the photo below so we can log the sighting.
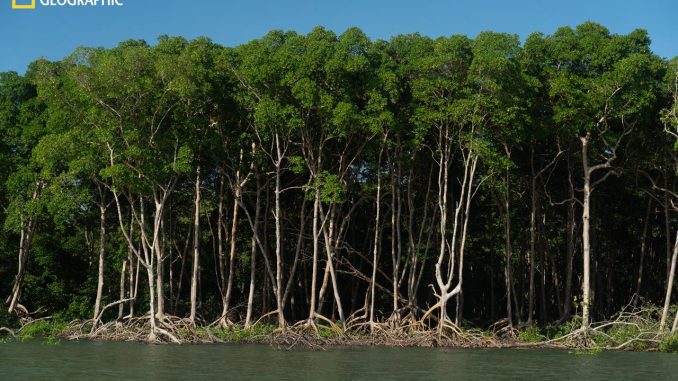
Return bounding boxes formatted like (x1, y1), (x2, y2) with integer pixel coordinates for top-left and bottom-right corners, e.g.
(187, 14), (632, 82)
(2, 22), (678, 345)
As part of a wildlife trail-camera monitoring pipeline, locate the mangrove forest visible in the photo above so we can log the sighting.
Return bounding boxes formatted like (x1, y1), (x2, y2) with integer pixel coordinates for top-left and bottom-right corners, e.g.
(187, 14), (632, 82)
(2, 22), (678, 349)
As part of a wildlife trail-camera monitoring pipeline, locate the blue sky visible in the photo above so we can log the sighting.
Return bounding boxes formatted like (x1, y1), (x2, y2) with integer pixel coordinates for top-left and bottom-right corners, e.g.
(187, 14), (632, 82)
(1, 0), (676, 73)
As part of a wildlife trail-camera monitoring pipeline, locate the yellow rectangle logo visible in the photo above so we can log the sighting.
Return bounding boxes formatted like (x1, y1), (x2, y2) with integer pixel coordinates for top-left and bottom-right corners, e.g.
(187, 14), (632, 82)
(12, 0), (36, 9)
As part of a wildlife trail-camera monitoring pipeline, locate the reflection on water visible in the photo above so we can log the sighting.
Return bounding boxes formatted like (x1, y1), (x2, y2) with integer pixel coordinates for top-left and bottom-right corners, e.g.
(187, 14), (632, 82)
(1, 340), (677, 380)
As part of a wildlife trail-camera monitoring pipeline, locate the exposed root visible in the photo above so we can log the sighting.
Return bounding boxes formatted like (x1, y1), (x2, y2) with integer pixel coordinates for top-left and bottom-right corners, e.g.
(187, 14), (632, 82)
(43, 298), (671, 351)
(0, 326), (16, 337)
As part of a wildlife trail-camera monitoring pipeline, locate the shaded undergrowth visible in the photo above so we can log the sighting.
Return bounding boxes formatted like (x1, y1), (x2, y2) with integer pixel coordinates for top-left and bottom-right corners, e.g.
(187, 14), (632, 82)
(4, 303), (678, 353)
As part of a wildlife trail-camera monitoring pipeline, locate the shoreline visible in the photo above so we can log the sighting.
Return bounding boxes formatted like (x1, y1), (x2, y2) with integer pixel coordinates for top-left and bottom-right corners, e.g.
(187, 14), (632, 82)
(2, 318), (672, 353)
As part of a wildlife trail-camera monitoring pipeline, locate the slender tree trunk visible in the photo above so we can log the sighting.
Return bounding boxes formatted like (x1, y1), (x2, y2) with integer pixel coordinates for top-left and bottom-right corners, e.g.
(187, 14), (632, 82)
(145, 263), (158, 341)
(660, 229), (678, 331)
(391, 157), (403, 318)
(370, 134), (386, 327)
(118, 260), (127, 319)
(92, 199), (107, 329)
(274, 133), (285, 329)
(528, 147), (537, 325)
(563, 154), (576, 320)
(245, 176), (261, 328)
(216, 174), (226, 313)
(309, 187), (321, 321)
(321, 206), (345, 326)
(127, 214), (136, 317)
(223, 188), (240, 321)
(581, 136), (592, 330)
(504, 172), (514, 327)
(634, 198), (652, 307)
(7, 184), (40, 314)
(665, 177), (672, 281)
(190, 165), (201, 325)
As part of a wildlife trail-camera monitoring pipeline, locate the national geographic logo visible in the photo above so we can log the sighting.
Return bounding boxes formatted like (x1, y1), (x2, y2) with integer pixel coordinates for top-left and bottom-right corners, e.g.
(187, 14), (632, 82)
(12, 0), (35, 8)
(12, 0), (123, 9)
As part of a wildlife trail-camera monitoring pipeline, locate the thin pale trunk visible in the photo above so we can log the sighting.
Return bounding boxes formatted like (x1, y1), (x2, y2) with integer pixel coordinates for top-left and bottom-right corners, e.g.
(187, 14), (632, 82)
(92, 201), (107, 329)
(528, 147), (537, 325)
(370, 135), (386, 327)
(245, 177), (261, 328)
(190, 165), (201, 324)
(282, 199), (307, 310)
(309, 188), (321, 321)
(391, 157), (402, 316)
(127, 214), (135, 317)
(145, 264), (157, 341)
(217, 175), (226, 310)
(563, 154), (576, 319)
(118, 261), (126, 319)
(274, 133), (285, 329)
(660, 229), (678, 331)
(581, 136), (592, 330)
(504, 178), (514, 327)
(153, 221), (165, 321)
(7, 185), (40, 314)
(665, 177), (672, 281)
(321, 206), (345, 326)
(223, 190), (240, 320)
(634, 198), (652, 307)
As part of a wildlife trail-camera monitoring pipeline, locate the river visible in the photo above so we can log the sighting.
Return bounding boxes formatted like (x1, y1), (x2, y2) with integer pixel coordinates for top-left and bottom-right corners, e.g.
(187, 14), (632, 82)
(1, 340), (676, 380)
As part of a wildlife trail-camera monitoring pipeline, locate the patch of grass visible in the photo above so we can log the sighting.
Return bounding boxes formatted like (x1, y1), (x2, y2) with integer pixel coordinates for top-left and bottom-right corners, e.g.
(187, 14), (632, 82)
(591, 324), (644, 349)
(317, 326), (340, 339)
(660, 331), (678, 353)
(572, 347), (602, 356)
(544, 316), (582, 340)
(517, 325), (546, 343)
(208, 323), (278, 342)
(18, 320), (67, 340)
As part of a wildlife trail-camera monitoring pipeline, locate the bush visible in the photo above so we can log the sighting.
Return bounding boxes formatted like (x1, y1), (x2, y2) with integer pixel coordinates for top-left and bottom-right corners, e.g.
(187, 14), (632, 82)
(547, 316), (582, 339)
(18, 320), (66, 339)
(208, 323), (278, 342)
(518, 325), (546, 343)
(660, 331), (678, 353)
(0, 309), (18, 328)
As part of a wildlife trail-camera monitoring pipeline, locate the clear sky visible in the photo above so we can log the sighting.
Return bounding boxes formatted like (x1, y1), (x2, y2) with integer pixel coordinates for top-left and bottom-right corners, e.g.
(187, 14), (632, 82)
(1, 0), (676, 73)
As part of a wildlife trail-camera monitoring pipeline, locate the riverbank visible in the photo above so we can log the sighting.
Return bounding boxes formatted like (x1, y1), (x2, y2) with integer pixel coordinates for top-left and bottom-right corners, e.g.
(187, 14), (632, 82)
(3, 313), (678, 354)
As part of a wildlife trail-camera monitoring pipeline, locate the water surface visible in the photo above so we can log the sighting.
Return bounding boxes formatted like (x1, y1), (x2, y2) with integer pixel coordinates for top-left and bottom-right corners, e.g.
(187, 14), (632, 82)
(1, 340), (676, 380)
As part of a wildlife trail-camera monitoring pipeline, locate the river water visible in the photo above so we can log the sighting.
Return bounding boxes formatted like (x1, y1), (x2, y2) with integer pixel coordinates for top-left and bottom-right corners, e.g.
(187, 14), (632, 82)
(1, 340), (676, 380)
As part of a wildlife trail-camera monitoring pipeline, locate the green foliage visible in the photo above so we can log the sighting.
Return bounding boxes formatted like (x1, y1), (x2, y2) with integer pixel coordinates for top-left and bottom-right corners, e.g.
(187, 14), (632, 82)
(660, 331), (678, 353)
(0, 308), (18, 328)
(0, 24), (673, 349)
(549, 316), (583, 340)
(17, 320), (67, 340)
(517, 325), (546, 343)
(206, 324), (278, 342)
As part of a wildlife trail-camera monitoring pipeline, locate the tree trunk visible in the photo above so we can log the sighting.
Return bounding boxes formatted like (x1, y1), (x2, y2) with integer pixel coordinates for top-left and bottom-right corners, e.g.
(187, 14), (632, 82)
(369, 134), (386, 327)
(92, 199), (107, 329)
(245, 176), (261, 328)
(563, 154), (576, 320)
(660, 229), (678, 331)
(7, 184), (40, 314)
(222, 188), (240, 321)
(581, 136), (592, 330)
(118, 260), (127, 319)
(634, 198), (652, 307)
(309, 187), (321, 321)
(274, 133), (285, 329)
(528, 147), (537, 325)
(504, 167), (514, 327)
(190, 165), (201, 325)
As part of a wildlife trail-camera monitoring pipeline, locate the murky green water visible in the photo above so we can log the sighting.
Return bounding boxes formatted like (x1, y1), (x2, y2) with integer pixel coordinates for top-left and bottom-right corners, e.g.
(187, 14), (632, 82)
(1, 340), (676, 380)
